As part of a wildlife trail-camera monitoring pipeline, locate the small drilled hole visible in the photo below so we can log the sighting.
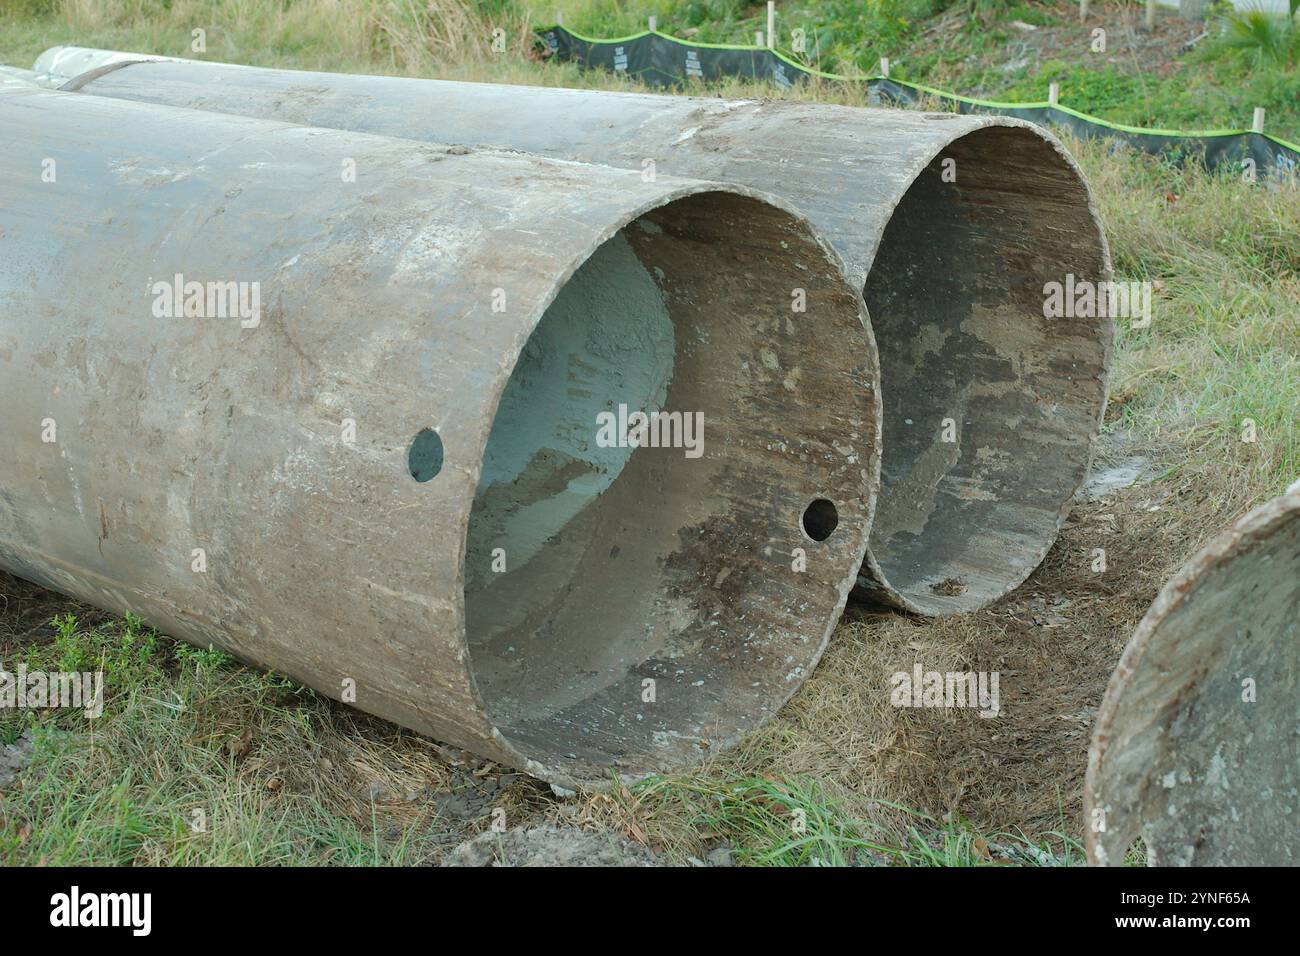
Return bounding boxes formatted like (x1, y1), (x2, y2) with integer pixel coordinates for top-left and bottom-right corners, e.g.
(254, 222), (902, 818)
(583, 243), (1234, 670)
(408, 428), (444, 482)
(802, 499), (838, 541)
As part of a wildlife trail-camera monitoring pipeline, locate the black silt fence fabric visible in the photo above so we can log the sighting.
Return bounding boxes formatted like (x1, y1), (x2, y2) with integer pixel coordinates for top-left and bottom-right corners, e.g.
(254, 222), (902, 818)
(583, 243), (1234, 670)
(542, 27), (806, 89)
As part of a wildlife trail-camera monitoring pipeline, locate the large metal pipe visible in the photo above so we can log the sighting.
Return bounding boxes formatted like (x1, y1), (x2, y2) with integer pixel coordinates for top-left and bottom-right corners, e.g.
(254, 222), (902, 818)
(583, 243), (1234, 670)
(0, 83), (879, 788)
(32, 47), (1113, 616)
(0, 66), (39, 85)
(1086, 483), (1300, 866)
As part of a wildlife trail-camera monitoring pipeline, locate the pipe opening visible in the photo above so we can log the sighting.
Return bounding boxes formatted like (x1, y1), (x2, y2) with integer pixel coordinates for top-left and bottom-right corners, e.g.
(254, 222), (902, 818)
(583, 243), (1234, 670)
(801, 499), (838, 541)
(861, 125), (1109, 614)
(463, 191), (876, 783)
(407, 428), (444, 482)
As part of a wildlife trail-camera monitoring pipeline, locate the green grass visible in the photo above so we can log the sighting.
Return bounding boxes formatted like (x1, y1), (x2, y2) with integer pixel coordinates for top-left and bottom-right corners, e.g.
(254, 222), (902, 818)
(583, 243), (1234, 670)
(3, 612), (1097, 866)
(2, 612), (159, 742)
(1, 613), (443, 865)
(5, 606), (1184, 865)
(997, 53), (1300, 138)
(1219, 7), (1297, 67)
(2, 614), (1085, 865)
(0, 0), (542, 76)
(1075, 137), (1299, 492)
(611, 772), (1093, 865)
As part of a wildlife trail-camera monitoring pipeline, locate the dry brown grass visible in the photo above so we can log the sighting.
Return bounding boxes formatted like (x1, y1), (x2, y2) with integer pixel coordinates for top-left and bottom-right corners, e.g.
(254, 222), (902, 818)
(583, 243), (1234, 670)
(3, 0), (539, 75)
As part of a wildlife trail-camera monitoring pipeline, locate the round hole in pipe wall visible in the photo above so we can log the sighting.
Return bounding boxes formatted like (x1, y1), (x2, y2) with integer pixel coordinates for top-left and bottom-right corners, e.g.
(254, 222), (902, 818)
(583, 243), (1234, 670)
(408, 428), (444, 482)
(802, 499), (839, 541)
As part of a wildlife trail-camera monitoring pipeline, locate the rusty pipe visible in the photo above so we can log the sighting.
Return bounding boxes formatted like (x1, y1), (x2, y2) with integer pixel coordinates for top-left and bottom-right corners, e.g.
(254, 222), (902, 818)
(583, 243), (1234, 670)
(0, 83), (879, 788)
(31, 46), (1113, 616)
(1086, 483), (1300, 866)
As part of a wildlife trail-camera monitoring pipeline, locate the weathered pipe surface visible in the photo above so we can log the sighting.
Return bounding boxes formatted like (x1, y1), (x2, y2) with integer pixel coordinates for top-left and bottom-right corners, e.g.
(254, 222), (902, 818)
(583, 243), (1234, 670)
(0, 66), (39, 85)
(34, 47), (1113, 616)
(1086, 483), (1300, 866)
(0, 84), (879, 788)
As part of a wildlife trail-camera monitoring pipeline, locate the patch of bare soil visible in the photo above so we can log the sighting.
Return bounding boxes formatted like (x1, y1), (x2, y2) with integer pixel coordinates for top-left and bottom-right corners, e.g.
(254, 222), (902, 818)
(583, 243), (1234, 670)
(0, 571), (111, 653)
(912, 4), (1208, 93)
(442, 825), (663, 866)
(0, 732), (34, 790)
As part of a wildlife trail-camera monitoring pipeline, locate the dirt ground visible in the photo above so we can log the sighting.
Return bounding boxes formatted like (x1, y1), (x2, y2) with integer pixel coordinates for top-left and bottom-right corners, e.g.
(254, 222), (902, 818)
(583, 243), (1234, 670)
(443, 825), (664, 866)
(913, 4), (1210, 89)
(0, 733), (34, 791)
